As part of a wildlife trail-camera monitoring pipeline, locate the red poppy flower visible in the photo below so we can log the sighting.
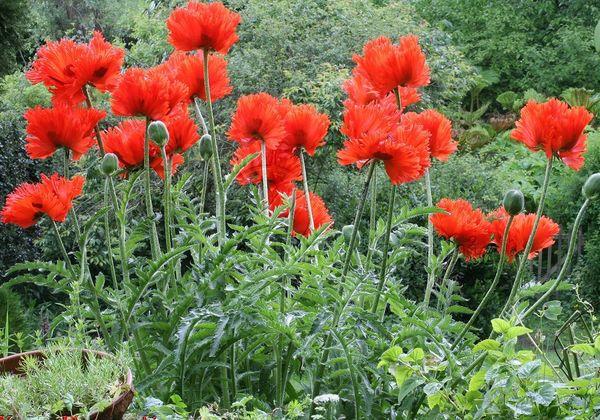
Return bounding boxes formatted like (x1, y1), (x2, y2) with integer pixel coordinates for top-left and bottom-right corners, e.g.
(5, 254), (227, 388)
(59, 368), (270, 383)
(167, 1), (241, 54)
(111, 67), (188, 121)
(26, 32), (124, 104)
(511, 99), (593, 170)
(338, 122), (430, 185)
(343, 72), (420, 111)
(24, 105), (106, 160)
(340, 101), (400, 142)
(489, 208), (560, 262)
(150, 153), (185, 180)
(431, 198), (492, 260)
(279, 103), (330, 156)
(293, 191), (333, 237)
(228, 93), (287, 150)
(402, 110), (457, 161)
(353, 35), (430, 96)
(230, 142), (302, 193)
(1, 173), (85, 228)
(162, 113), (200, 155)
(161, 51), (232, 102)
(102, 120), (149, 171)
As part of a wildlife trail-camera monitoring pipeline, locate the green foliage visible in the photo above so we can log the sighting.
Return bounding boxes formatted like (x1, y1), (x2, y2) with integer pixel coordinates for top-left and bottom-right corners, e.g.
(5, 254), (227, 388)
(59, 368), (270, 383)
(0, 0), (30, 76)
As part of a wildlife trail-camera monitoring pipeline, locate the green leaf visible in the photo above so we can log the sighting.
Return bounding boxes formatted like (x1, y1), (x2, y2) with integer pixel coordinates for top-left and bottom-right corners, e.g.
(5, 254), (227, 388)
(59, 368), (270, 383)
(473, 339), (501, 352)
(396, 375), (423, 402)
(542, 300), (562, 320)
(393, 365), (414, 387)
(408, 347), (424, 362)
(526, 383), (556, 406)
(505, 326), (532, 339)
(469, 369), (486, 392)
(427, 391), (443, 409)
(447, 305), (474, 315)
(491, 318), (511, 334)
(570, 343), (597, 356)
(378, 346), (403, 367)
(595, 19), (600, 52)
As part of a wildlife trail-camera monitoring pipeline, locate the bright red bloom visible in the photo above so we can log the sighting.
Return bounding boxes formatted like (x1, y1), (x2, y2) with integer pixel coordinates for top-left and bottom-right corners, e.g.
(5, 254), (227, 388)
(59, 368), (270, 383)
(338, 122), (430, 185)
(167, 1), (241, 54)
(24, 105), (105, 160)
(489, 208), (560, 262)
(228, 93), (287, 150)
(26, 32), (124, 104)
(111, 68), (188, 121)
(279, 104), (330, 156)
(431, 198), (492, 260)
(161, 113), (200, 155)
(511, 99), (593, 170)
(150, 153), (185, 180)
(343, 72), (420, 111)
(293, 191), (333, 237)
(230, 142), (302, 193)
(102, 120), (149, 172)
(162, 51), (232, 102)
(402, 110), (457, 161)
(353, 35), (430, 96)
(1, 174), (85, 228)
(340, 101), (400, 142)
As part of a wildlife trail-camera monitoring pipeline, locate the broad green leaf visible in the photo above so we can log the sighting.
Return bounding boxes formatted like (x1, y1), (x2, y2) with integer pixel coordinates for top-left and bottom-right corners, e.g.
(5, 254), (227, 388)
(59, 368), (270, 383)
(408, 347), (424, 362)
(393, 365), (414, 387)
(505, 326), (532, 339)
(397, 375), (423, 402)
(491, 318), (511, 334)
(542, 300), (562, 320)
(570, 343), (597, 356)
(469, 369), (486, 392)
(526, 383), (556, 406)
(378, 346), (403, 367)
(427, 392), (443, 409)
(473, 339), (501, 352)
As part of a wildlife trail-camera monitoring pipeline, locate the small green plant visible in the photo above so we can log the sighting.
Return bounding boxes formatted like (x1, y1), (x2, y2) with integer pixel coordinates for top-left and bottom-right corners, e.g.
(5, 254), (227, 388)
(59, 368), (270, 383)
(0, 345), (131, 418)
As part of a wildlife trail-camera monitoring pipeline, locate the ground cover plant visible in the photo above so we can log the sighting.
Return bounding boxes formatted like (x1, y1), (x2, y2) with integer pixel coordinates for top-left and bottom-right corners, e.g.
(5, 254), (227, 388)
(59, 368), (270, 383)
(0, 1), (599, 418)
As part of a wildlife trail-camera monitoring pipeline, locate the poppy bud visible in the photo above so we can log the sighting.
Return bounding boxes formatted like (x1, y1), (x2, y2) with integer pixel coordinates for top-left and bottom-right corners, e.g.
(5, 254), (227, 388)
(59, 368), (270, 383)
(101, 153), (119, 176)
(582, 173), (600, 200)
(147, 120), (169, 147)
(342, 224), (360, 245)
(199, 134), (213, 160)
(503, 189), (524, 216)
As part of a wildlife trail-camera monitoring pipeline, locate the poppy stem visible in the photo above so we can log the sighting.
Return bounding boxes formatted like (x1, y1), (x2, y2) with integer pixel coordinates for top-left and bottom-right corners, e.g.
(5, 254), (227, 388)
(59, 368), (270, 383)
(371, 184), (396, 314)
(202, 49), (227, 246)
(103, 180), (118, 290)
(422, 169), (436, 306)
(63, 148), (81, 240)
(502, 157), (553, 316)
(83, 85), (106, 155)
(437, 246), (460, 311)
(365, 164), (378, 270)
(452, 216), (514, 349)
(161, 147), (173, 253)
(193, 98), (210, 214)
(143, 118), (161, 259)
(52, 220), (74, 276)
(299, 149), (315, 232)
(106, 175), (130, 285)
(520, 199), (590, 320)
(261, 141), (269, 214)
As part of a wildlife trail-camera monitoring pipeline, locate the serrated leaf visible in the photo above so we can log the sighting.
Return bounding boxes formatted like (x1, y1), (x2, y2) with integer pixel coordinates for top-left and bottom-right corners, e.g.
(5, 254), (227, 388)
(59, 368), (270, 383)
(571, 343), (597, 356)
(491, 318), (511, 334)
(469, 369), (486, 392)
(473, 339), (501, 352)
(378, 346), (403, 367)
(506, 326), (532, 339)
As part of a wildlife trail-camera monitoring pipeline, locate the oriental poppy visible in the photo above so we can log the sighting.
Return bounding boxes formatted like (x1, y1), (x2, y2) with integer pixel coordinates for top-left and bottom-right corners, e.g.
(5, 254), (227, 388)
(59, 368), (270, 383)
(230, 142), (302, 193)
(289, 191), (332, 237)
(167, 1), (241, 54)
(338, 122), (430, 185)
(1, 174), (84, 228)
(402, 110), (457, 161)
(24, 105), (105, 160)
(340, 101), (400, 142)
(279, 103), (330, 156)
(161, 113), (200, 155)
(353, 35), (430, 96)
(228, 93), (287, 150)
(161, 51), (232, 102)
(489, 208), (560, 262)
(511, 99), (593, 170)
(26, 32), (124, 105)
(431, 198), (492, 260)
(150, 153), (185, 180)
(343, 72), (420, 111)
(103, 120), (155, 172)
(111, 68), (188, 121)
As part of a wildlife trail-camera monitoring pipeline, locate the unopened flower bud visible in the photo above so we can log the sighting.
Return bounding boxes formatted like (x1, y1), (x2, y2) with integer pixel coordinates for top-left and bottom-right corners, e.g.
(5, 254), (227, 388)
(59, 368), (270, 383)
(342, 224), (360, 245)
(147, 120), (169, 147)
(503, 189), (524, 216)
(582, 173), (600, 200)
(101, 153), (119, 176)
(199, 134), (213, 160)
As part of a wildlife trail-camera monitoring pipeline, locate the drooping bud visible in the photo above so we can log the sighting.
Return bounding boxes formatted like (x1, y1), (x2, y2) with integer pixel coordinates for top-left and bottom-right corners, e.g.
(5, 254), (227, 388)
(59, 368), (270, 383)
(503, 189), (524, 216)
(101, 153), (119, 176)
(582, 173), (600, 200)
(147, 120), (169, 147)
(199, 134), (213, 160)
(342, 224), (360, 246)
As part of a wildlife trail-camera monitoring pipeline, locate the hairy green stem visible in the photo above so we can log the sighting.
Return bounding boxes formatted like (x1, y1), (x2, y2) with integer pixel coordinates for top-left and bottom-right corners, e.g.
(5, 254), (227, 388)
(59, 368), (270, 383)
(366, 165), (378, 270)
(63, 149), (81, 239)
(452, 216), (514, 349)
(423, 169), (435, 306)
(143, 118), (161, 259)
(193, 98), (210, 213)
(521, 199), (590, 319)
(299, 149), (315, 232)
(83, 85), (105, 155)
(502, 158), (553, 315)
(261, 141), (270, 214)
(203, 50), (226, 245)
(161, 147), (173, 253)
(371, 185), (396, 313)
(52, 220), (74, 276)
(438, 247), (460, 309)
(103, 180), (118, 289)
(106, 176), (129, 284)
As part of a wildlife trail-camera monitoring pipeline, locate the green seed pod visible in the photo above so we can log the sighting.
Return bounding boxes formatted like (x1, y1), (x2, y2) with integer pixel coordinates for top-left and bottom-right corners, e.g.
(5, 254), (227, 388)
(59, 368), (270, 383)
(342, 224), (360, 246)
(503, 189), (524, 216)
(582, 173), (600, 200)
(199, 134), (213, 160)
(101, 153), (119, 176)
(147, 120), (169, 147)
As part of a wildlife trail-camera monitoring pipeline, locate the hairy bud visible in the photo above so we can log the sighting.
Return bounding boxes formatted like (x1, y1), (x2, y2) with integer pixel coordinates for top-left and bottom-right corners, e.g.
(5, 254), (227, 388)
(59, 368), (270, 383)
(147, 120), (169, 147)
(199, 134), (213, 160)
(582, 173), (600, 200)
(101, 153), (119, 176)
(503, 189), (524, 216)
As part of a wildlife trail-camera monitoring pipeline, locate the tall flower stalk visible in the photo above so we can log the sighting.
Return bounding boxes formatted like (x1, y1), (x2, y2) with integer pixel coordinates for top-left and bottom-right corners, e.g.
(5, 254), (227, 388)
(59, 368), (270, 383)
(299, 150), (314, 231)
(422, 169), (435, 305)
(193, 98), (211, 213)
(161, 147), (173, 252)
(203, 49), (227, 245)
(261, 141), (269, 213)
(143, 118), (162, 259)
